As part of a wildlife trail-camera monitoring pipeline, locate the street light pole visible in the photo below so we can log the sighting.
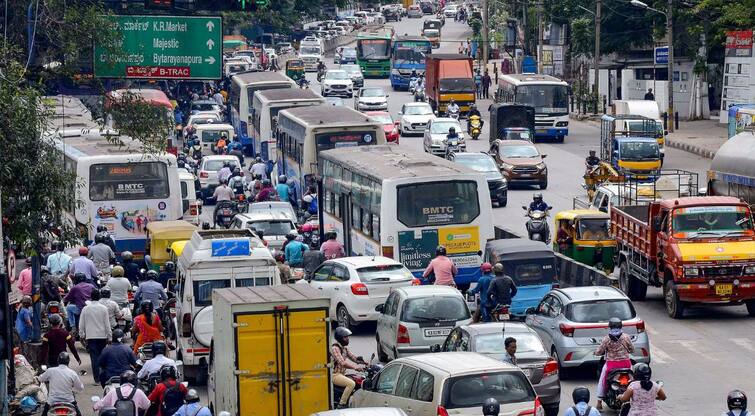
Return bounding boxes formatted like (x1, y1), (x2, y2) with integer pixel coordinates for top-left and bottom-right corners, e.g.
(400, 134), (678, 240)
(482, 0), (489, 68)
(594, 0), (602, 113)
(537, 1), (543, 73)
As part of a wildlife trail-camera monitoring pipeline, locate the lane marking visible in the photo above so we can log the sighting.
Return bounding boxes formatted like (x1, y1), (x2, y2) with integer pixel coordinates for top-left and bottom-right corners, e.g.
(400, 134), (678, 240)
(668, 340), (719, 361)
(730, 338), (755, 353)
(649, 341), (672, 364)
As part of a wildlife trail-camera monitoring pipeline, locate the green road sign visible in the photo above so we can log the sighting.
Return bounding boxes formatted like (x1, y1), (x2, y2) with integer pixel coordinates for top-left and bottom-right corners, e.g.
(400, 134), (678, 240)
(94, 15), (222, 80)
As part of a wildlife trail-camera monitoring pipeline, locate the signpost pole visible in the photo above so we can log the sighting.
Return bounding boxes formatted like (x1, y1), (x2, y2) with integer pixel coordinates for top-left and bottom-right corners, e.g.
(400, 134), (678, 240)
(667, 0), (674, 132)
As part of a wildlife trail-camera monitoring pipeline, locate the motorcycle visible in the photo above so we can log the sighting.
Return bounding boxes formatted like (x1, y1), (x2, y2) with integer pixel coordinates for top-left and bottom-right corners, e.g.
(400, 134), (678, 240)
(443, 136), (463, 160)
(603, 367), (634, 411)
(468, 115), (482, 140)
(446, 106), (460, 121)
(214, 200), (239, 229)
(298, 78), (310, 89)
(408, 76), (418, 94)
(522, 206), (552, 244)
(116, 305), (132, 334)
(333, 356), (383, 407)
(317, 66), (327, 82)
(414, 87), (425, 102)
(46, 403), (78, 416)
(490, 304), (510, 321)
(41, 300), (65, 332)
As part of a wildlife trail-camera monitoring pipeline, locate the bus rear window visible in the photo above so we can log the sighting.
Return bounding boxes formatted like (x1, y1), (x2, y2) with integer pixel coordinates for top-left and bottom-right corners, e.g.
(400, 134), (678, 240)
(397, 181), (480, 227)
(89, 162), (170, 201)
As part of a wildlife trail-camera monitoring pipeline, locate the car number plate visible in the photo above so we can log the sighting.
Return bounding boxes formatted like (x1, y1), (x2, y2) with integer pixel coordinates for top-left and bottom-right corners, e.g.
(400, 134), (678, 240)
(537, 129), (547, 133)
(520, 174), (531, 178)
(424, 328), (452, 337)
(716, 284), (733, 295)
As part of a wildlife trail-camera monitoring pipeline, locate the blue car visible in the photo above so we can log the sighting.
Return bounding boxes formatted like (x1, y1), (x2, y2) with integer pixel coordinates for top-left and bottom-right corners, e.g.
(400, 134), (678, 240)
(483, 239), (557, 316)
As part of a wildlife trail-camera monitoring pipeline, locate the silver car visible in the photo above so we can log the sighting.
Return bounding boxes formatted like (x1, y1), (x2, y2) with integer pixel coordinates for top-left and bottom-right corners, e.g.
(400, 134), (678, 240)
(423, 117), (466, 156)
(435, 323), (561, 416)
(340, 64), (364, 88)
(525, 286), (651, 374)
(375, 286), (472, 362)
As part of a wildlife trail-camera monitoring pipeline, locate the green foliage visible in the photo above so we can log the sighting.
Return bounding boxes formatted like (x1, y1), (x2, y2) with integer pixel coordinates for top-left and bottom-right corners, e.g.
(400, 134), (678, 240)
(106, 92), (176, 155)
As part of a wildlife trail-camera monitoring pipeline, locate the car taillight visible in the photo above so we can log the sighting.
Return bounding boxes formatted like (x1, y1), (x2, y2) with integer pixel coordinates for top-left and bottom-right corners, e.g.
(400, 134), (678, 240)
(181, 313), (192, 338)
(382, 246), (394, 259)
(199, 171), (209, 178)
(397, 324), (410, 344)
(351, 283), (369, 295)
(559, 323), (575, 337)
(437, 406), (449, 416)
(542, 359), (559, 378)
(636, 320), (645, 333)
(411, 278), (421, 286)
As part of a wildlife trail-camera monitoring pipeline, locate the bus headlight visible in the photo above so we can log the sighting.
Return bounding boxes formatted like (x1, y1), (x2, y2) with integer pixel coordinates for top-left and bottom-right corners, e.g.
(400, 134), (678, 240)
(556, 121), (569, 127)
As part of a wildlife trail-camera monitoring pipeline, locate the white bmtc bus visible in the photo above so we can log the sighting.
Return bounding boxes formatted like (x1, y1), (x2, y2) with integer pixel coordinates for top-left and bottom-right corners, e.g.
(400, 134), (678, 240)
(47, 95), (182, 254)
(251, 88), (325, 162)
(318, 145), (494, 288)
(496, 74), (570, 142)
(229, 72), (296, 156)
(275, 105), (385, 204)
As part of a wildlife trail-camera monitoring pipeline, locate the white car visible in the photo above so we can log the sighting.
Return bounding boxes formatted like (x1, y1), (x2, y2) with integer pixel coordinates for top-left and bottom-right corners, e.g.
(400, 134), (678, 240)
(247, 201), (298, 225)
(423, 117), (466, 156)
(354, 87), (389, 111)
(189, 100), (224, 119)
(321, 69), (354, 98)
(398, 102), (435, 136)
(443, 4), (458, 17)
(185, 113), (222, 132)
(197, 155), (241, 200)
(302, 256), (415, 329)
(229, 212), (297, 251)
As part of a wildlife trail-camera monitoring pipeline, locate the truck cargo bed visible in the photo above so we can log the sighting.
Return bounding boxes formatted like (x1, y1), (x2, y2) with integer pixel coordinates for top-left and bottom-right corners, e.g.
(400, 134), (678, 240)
(611, 204), (655, 261)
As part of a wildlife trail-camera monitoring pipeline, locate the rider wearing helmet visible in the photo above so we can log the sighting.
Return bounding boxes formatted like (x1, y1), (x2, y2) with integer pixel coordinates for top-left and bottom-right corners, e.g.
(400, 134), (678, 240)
(148, 365), (188, 416)
(564, 386), (600, 416)
(467, 103), (483, 133)
(331, 327), (366, 409)
(255, 178), (276, 202)
(422, 245), (458, 286)
(172, 389), (212, 416)
(134, 269), (167, 311)
(276, 175), (291, 203)
(250, 156), (268, 180)
(97, 328), (137, 388)
(93, 369), (151, 415)
(138, 340), (177, 380)
(106, 265), (131, 307)
(217, 162), (233, 183)
(70, 246), (97, 283)
(482, 398), (500, 416)
(121, 251), (142, 285)
(228, 166), (247, 195)
(89, 232), (115, 274)
(446, 98), (460, 116)
(487, 262), (517, 313)
(529, 193), (549, 212)
(157, 261), (177, 290)
(38, 352), (84, 416)
(447, 126), (459, 141)
(594, 317), (634, 410)
(619, 363), (666, 412)
(724, 390), (749, 416)
(468, 262), (494, 322)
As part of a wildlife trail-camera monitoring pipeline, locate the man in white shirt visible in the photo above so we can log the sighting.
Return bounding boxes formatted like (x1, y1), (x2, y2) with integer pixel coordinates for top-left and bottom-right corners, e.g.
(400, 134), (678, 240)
(79, 289), (112, 385)
(250, 157), (268, 179)
(93, 370), (150, 416)
(213, 179), (235, 202)
(99, 288), (122, 329)
(39, 352), (84, 415)
(137, 341), (177, 380)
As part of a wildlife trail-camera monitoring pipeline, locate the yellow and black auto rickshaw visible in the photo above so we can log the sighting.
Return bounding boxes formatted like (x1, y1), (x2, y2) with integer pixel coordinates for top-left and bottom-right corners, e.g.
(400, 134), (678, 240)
(553, 209), (616, 273)
(145, 220), (198, 270)
(285, 59), (305, 81)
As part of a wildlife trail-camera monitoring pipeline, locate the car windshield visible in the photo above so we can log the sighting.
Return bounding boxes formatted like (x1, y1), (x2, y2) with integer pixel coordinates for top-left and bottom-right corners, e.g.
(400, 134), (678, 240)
(453, 155), (498, 172)
(405, 105), (432, 115)
(370, 114), (393, 124)
(356, 264), (413, 283)
(444, 371), (536, 408)
(361, 88), (386, 97)
(566, 299), (636, 323)
(192, 102), (219, 112)
(300, 46), (321, 55)
(431, 121), (460, 134)
(247, 220), (294, 236)
(619, 141), (659, 161)
(577, 218), (611, 240)
(393, 47), (429, 64)
(439, 78), (476, 93)
(401, 296), (470, 323)
(474, 332), (544, 354)
(342, 49), (357, 57)
(326, 71), (350, 80)
(341, 65), (361, 75)
(672, 206), (754, 235)
(499, 145), (539, 158)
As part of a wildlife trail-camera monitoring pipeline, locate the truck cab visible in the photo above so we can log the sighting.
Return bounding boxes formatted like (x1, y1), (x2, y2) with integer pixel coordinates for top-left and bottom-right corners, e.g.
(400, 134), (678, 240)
(600, 114), (662, 180)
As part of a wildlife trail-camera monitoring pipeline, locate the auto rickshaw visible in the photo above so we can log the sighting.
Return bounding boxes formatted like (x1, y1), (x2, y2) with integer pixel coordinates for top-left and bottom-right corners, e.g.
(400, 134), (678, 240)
(553, 209), (616, 273)
(145, 220), (198, 270)
(285, 59), (305, 81)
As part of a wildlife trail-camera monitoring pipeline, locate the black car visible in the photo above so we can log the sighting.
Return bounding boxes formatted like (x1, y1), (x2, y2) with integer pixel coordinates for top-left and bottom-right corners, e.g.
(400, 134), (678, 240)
(383, 7), (401, 22)
(449, 152), (508, 207)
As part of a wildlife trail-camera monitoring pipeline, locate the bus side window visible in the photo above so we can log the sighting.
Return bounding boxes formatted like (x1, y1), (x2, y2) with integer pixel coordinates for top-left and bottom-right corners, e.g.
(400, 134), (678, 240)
(372, 214), (380, 241)
(325, 191), (333, 214)
(334, 193), (341, 218)
(362, 208), (371, 236)
(352, 204), (361, 230)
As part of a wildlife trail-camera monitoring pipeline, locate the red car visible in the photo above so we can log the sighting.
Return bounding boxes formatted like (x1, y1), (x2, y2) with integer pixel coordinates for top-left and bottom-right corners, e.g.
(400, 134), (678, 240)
(365, 111), (400, 144)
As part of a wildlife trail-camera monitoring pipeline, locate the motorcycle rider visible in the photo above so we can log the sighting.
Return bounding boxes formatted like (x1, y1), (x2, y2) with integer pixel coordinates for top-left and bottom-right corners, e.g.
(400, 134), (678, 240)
(96, 224), (117, 252)
(69, 246), (98, 284)
(487, 263), (517, 316)
(121, 251), (142, 285)
(39, 314), (81, 368)
(105, 265), (131, 308)
(723, 390), (749, 416)
(594, 317), (634, 411)
(250, 157), (268, 180)
(331, 327), (366, 409)
(137, 340), (177, 380)
(619, 363), (666, 415)
(213, 178), (236, 227)
(409, 69), (419, 91)
(88, 233), (115, 275)
(276, 175), (291, 204)
(148, 365), (187, 416)
(528, 193), (550, 212)
(317, 60), (327, 81)
(446, 99), (460, 117)
(157, 261), (176, 290)
(46, 241), (71, 278)
(97, 329), (138, 389)
(468, 262), (493, 322)
(39, 352), (84, 416)
(255, 179), (278, 202)
(93, 370), (151, 416)
(99, 288), (122, 330)
(171, 389), (213, 416)
(422, 245), (458, 287)
(585, 150), (601, 169)
(134, 270), (167, 313)
(190, 140), (202, 161)
(564, 386), (601, 416)
(467, 103), (483, 134)
(217, 162), (233, 183)
(63, 272), (95, 331)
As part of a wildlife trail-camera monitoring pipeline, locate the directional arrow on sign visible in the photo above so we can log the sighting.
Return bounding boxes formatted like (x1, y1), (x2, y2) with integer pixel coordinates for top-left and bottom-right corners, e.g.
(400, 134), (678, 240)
(206, 21), (215, 32)
(205, 56), (216, 65)
(206, 39), (215, 50)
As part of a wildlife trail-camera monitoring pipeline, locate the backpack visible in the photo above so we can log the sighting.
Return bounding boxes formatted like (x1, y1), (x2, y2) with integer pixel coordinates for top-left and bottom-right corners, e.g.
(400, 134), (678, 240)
(114, 386), (137, 416)
(160, 382), (186, 416)
(307, 195), (318, 215)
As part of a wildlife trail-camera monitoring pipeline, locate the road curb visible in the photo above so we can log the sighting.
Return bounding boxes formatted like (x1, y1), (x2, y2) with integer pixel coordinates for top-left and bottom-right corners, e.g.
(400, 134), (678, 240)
(665, 138), (716, 159)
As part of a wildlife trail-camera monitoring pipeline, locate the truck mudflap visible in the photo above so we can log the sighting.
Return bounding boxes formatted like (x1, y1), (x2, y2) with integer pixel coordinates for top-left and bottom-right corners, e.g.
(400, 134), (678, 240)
(675, 281), (755, 303)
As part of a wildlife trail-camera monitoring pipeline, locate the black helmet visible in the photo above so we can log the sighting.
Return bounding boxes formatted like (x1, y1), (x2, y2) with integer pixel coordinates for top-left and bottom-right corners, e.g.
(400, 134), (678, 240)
(728, 390), (748, 411)
(482, 398), (500, 416)
(112, 329), (125, 343)
(185, 389), (201, 403)
(100, 287), (111, 298)
(145, 269), (158, 280)
(160, 364), (177, 381)
(40, 266), (50, 276)
(74, 272), (86, 284)
(608, 317), (623, 329)
(278, 175), (287, 184)
(165, 261), (175, 272)
(436, 245), (447, 256)
(262, 179), (272, 187)
(95, 233), (105, 244)
(96, 224), (108, 233)
(533, 193), (543, 202)
(633, 362), (651, 381)
(58, 351), (71, 366)
(448, 127), (456, 133)
(121, 251), (133, 261)
(120, 370), (137, 385)
(334, 326), (352, 346)
(152, 340), (167, 356)
(49, 313), (63, 327)
(493, 262), (504, 274)
(255, 157), (262, 163)
(572, 386), (590, 404)
(90, 288), (101, 301)
(140, 300), (154, 314)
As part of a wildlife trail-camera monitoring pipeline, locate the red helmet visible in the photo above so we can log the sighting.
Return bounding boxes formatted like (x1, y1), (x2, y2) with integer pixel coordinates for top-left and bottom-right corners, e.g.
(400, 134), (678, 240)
(480, 262), (493, 273)
(78, 247), (88, 256)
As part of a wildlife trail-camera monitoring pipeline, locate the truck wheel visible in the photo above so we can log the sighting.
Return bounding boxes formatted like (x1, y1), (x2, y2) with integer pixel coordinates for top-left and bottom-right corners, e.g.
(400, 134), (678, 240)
(336, 305), (353, 330)
(620, 262), (648, 301)
(376, 336), (389, 362)
(619, 262), (631, 295)
(746, 300), (755, 317)
(664, 281), (685, 319)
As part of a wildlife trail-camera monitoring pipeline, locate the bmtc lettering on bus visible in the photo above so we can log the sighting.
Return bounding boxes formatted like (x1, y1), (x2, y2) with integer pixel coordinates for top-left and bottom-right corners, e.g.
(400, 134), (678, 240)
(423, 206), (454, 215)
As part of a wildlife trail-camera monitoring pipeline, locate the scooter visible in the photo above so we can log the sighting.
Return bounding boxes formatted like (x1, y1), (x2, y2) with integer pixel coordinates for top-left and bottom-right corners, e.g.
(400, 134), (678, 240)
(522, 206), (552, 244)
(317, 66), (327, 82)
(41, 300), (65, 332)
(446, 106), (460, 121)
(468, 115), (482, 140)
(443, 136), (463, 160)
(298, 78), (310, 89)
(46, 403), (78, 416)
(603, 367), (634, 411)
(408, 76), (418, 94)
(414, 87), (425, 102)
(333, 357), (384, 407)
(490, 304), (510, 321)
(214, 200), (239, 229)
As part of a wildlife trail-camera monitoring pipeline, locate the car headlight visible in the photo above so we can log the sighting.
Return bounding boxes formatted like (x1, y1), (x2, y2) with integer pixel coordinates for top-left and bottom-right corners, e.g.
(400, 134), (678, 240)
(500, 163), (514, 171)
(536, 162), (546, 170)
(685, 267), (699, 277)
(391, 69), (400, 76)
(745, 266), (755, 275)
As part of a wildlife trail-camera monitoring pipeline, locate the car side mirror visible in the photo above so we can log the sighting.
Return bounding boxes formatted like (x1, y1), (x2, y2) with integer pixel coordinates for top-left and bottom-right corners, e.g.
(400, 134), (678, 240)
(521, 205), (528, 210)
(652, 217), (662, 232)
(362, 377), (374, 390)
(429, 344), (441, 353)
(525, 307), (536, 315)
(541, 154), (547, 159)
(375, 304), (384, 313)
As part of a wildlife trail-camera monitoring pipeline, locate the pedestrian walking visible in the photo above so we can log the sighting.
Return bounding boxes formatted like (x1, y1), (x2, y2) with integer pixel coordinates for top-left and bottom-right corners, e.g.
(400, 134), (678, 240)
(482, 70), (492, 99)
(78, 288), (112, 385)
(474, 69), (482, 99)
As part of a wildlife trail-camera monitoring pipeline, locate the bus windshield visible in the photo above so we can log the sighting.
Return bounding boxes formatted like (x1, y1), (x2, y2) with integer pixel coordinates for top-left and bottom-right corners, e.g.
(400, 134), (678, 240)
(89, 162), (170, 201)
(515, 84), (568, 115)
(619, 141), (659, 161)
(393, 42), (431, 64)
(358, 39), (391, 59)
(397, 181), (480, 227)
(300, 46), (321, 55)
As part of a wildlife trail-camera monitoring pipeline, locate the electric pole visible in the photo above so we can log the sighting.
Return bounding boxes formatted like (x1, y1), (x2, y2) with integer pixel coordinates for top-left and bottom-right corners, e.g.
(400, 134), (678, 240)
(537, 1), (543, 73)
(667, 0), (674, 131)
(594, 0), (602, 113)
(482, 0), (489, 68)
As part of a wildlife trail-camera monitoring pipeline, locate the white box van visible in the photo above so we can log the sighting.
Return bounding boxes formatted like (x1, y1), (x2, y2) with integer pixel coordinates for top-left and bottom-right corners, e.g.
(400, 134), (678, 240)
(173, 229), (280, 382)
(178, 168), (202, 225)
(194, 123), (235, 155)
(613, 100), (666, 156)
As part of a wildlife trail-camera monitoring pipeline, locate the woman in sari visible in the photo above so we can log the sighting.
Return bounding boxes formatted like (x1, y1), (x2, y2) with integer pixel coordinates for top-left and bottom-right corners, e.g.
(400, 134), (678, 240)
(132, 300), (164, 353)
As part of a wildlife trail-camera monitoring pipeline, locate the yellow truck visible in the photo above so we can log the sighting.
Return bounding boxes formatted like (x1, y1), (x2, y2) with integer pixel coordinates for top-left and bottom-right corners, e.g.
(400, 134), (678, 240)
(208, 285), (332, 416)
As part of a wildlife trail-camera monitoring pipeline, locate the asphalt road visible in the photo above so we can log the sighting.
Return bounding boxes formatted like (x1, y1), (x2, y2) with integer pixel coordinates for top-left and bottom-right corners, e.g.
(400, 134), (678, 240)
(72, 15), (751, 416)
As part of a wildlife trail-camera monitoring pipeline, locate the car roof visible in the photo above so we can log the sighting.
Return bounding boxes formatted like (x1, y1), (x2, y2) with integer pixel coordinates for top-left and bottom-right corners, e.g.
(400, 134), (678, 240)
(432, 117), (460, 123)
(405, 102), (431, 107)
(400, 352), (517, 375)
(395, 285), (462, 298)
(460, 322), (534, 336)
(234, 212), (295, 222)
(314, 408), (407, 416)
(498, 140), (536, 146)
(553, 286), (627, 303)
(326, 256), (402, 268)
